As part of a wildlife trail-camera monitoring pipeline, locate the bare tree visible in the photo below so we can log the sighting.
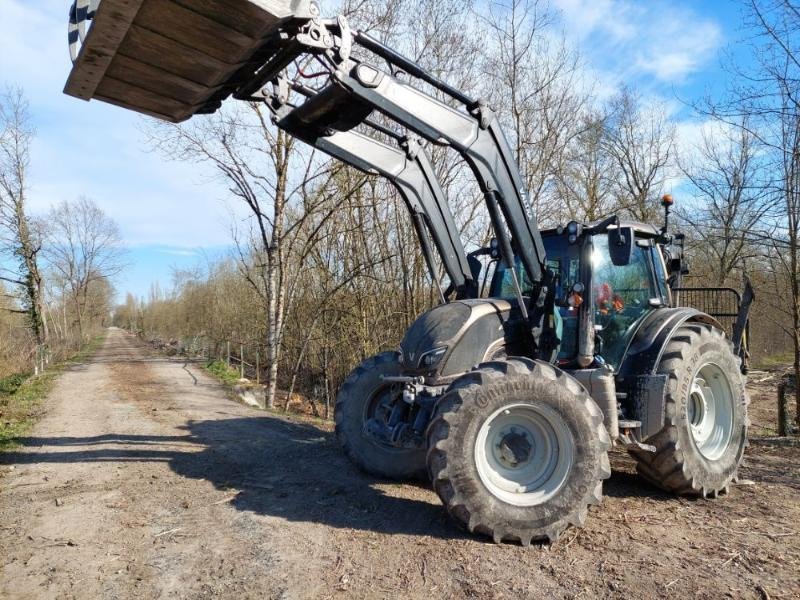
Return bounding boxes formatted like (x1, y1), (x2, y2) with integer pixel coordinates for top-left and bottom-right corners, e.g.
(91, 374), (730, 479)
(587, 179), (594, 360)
(481, 0), (586, 224)
(42, 196), (125, 344)
(679, 121), (771, 285)
(0, 87), (47, 345)
(703, 0), (800, 421)
(604, 87), (676, 222)
(147, 102), (368, 408)
(555, 109), (618, 221)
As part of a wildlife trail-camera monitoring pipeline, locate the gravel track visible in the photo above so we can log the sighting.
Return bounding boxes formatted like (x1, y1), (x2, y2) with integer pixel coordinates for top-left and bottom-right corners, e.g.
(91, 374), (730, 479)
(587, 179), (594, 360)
(1, 328), (798, 599)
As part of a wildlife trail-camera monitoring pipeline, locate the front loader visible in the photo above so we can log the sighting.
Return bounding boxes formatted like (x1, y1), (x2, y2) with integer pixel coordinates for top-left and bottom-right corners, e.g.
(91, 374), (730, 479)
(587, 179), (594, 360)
(64, 0), (752, 544)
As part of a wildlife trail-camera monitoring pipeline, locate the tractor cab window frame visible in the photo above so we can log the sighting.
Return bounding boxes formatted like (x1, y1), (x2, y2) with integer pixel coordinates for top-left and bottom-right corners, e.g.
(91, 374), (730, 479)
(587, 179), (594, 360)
(490, 234), (582, 362)
(651, 242), (672, 305)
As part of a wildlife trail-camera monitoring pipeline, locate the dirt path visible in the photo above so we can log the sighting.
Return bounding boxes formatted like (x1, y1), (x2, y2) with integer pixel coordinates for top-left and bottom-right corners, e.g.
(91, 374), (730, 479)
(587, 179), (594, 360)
(1, 328), (798, 599)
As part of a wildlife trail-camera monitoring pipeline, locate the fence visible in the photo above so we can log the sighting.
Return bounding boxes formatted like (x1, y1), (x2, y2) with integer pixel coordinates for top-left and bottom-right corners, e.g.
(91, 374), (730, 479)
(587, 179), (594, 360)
(144, 333), (338, 417)
(148, 335), (264, 384)
(32, 345), (51, 376)
(221, 340), (261, 384)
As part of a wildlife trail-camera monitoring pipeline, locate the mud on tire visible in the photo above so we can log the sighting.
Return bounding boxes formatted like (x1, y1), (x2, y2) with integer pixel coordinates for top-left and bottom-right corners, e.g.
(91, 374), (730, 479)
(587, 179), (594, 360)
(334, 352), (427, 480)
(426, 357), (611, 545)
(629, 324), (748, 497)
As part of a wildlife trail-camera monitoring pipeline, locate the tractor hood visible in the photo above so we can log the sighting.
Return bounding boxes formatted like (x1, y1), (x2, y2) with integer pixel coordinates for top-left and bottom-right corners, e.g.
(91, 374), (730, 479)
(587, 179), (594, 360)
(399, 299), (513, 378)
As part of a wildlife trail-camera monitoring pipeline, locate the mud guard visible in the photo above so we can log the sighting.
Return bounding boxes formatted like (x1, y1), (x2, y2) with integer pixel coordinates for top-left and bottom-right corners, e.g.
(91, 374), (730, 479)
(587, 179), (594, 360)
(617, 308), (724, 438)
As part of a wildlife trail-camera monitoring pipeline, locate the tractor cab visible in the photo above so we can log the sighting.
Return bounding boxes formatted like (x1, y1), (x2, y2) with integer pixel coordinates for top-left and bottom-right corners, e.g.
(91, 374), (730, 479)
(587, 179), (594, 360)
(488, 219), (670, 371)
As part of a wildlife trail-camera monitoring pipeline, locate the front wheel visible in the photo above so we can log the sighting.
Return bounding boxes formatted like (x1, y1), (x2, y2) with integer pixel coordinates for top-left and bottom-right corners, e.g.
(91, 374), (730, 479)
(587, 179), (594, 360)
(630, 324), (748, 497)
(334, 352), (426, 480)
(426, 358), (611, 545)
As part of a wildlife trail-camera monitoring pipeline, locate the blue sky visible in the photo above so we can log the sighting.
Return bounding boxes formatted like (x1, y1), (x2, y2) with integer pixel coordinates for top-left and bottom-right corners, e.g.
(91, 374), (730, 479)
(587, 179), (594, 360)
(0, 0), (751, 301)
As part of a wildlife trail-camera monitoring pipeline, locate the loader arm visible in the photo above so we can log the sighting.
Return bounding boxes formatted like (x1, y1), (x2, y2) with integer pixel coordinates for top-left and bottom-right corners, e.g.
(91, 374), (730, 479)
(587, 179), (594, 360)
(271, 98), (475, 298)
(248, 20), (555, 355)
(331, 64), (546, 288)
(235, 21), (548, 291)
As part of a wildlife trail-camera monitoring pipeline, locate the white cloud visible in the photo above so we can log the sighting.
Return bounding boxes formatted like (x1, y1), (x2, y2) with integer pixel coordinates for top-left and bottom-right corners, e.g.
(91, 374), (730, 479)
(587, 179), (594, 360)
(633, 17), (721, 82)
(157, 248), (202, 257)
(553, 0), (723, 83)
(554, 0), (640, 42)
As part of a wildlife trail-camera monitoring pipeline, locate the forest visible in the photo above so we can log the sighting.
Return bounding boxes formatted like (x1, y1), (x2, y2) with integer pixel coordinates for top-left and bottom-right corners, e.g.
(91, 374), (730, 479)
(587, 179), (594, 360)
(1, 85), (122, 376)
(4, 0), (800, 419)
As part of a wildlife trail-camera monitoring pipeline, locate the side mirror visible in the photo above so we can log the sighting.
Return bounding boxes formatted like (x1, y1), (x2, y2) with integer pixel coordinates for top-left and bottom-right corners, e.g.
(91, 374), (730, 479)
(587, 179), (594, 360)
(608, 227), (634, 266)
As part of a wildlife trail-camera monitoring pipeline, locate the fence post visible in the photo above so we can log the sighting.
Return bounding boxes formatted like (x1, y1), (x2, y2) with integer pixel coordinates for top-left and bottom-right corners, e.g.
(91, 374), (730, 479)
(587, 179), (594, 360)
(226, 341), (231, 368)
(778, 378), (790, 437)
(34, 346), (39, 376)
(240, 344), (245, 379)
(256, 350), (260, 384)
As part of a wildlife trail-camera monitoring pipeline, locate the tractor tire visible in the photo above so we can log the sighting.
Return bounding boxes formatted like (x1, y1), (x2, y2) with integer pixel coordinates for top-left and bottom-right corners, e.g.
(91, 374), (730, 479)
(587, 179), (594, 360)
(426, 357), (611, 545)
(334, 352), (426, 480)
(629, 324), (748, 497)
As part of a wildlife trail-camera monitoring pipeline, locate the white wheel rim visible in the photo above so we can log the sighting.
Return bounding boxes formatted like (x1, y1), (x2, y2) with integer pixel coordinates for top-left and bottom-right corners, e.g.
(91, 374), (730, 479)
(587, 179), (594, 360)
(474, 403), (574, 507)
(687, 362), (734, 460)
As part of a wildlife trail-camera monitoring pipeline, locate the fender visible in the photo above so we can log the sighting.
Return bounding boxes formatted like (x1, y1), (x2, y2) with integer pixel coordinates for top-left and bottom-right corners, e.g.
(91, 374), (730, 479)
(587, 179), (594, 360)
(617, 307), (723, 380)
(616, 308), (724, 439)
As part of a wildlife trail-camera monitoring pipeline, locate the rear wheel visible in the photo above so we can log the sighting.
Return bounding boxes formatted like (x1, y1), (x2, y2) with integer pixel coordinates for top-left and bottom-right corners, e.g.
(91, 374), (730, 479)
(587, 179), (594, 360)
(427, 358), (611, 545)
(630, 324), (748, 497)
(334, 352), (426, 480)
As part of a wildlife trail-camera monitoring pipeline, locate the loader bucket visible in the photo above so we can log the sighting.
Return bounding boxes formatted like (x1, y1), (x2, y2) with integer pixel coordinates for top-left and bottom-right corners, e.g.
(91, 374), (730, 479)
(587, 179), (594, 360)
(63, 0), (314, 122)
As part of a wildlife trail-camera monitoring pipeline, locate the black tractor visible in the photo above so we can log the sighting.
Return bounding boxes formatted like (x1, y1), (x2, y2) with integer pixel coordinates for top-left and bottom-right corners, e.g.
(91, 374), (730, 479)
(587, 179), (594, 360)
(336, 209), (752, 543)
(65, 0), (753, 545)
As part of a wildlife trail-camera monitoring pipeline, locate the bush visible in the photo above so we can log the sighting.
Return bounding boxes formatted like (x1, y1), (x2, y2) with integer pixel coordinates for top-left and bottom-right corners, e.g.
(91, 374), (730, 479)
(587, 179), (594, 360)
(204, 359), (241, 386)
(0, 373), (28, 396)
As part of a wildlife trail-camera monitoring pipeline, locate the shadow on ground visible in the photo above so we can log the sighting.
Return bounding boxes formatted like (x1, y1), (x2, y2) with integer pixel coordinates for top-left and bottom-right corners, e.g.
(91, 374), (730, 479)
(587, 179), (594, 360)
(1, 412), (680, 539)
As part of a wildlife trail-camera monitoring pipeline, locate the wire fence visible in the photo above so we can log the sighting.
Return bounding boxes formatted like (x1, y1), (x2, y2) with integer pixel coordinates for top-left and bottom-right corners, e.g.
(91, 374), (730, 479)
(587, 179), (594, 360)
(142, 333), (337, 417)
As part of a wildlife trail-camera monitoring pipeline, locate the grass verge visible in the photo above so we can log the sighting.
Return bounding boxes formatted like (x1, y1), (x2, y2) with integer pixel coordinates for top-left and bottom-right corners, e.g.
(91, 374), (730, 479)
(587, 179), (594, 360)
(753, 352), (795, 370)
(203, 359), (242, 386)
(0, 333), (106, 452)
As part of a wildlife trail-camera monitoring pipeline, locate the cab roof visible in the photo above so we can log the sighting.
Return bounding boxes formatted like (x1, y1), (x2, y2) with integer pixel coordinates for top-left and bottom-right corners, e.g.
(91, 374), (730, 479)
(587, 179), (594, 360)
(541, 219), (662, 238)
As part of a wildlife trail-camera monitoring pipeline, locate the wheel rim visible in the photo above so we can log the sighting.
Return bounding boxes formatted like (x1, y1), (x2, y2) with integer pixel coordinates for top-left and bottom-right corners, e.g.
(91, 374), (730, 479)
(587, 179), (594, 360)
(687, 362), (734, 460)
(362, 384), (402, 450)
(474, 403), (574, 507)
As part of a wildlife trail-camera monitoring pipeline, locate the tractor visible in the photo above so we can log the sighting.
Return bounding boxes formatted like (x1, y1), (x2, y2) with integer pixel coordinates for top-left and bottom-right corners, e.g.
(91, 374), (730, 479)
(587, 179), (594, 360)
(64, 0), (753, 544)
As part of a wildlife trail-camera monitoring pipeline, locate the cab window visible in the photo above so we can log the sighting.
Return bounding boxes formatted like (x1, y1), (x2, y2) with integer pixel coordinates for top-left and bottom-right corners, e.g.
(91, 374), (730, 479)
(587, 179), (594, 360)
(592, 235), (657, 367)
(491, 235), (580, 361)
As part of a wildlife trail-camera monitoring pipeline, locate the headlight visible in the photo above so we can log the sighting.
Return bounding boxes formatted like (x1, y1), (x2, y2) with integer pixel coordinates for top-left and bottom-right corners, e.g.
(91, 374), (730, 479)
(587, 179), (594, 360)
(419, 346), (447, 369)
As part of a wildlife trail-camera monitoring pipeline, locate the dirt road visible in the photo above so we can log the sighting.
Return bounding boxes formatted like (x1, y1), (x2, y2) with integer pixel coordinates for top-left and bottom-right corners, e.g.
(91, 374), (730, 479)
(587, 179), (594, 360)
(1, 328), (798, 599)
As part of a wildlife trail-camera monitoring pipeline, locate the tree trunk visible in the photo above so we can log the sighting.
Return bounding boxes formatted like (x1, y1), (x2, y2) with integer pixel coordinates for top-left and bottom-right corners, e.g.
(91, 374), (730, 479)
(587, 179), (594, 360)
(263, 129), (291, 410)
(793, 246), (800, 427)
(18, 209), (47, 346)
(265, 252), (279, 409)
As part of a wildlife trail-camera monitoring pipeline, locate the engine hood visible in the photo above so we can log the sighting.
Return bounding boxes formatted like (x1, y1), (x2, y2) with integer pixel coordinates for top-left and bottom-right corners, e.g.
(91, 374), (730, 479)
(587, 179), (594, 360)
(399, 299), (512, 376)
